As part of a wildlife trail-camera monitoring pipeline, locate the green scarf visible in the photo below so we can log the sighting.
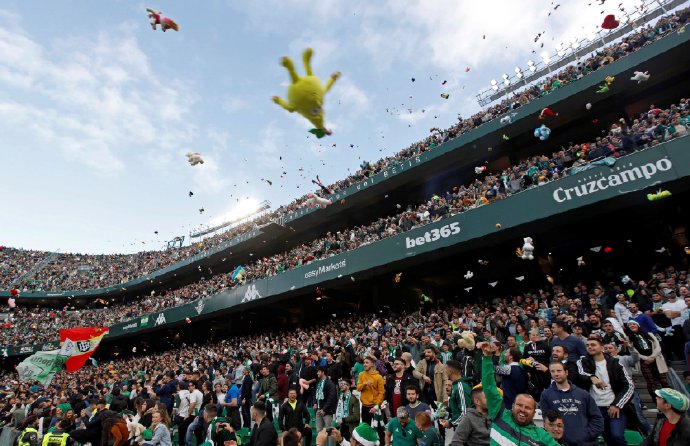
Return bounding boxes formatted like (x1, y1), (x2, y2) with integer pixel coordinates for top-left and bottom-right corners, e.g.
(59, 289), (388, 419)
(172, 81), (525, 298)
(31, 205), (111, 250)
(335, 391), (350, 422)
(316, 379), (325, 407)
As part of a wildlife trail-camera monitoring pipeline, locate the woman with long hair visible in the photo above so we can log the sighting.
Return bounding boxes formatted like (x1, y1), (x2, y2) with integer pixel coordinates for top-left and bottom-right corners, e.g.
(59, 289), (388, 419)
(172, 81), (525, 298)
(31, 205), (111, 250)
(625, 319), (669, 399)
(139, 411), (172, 446)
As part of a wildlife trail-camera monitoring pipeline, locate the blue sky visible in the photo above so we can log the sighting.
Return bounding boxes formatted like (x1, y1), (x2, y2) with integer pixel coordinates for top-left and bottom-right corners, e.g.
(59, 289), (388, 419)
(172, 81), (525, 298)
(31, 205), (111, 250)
(1, 0), (648, 254)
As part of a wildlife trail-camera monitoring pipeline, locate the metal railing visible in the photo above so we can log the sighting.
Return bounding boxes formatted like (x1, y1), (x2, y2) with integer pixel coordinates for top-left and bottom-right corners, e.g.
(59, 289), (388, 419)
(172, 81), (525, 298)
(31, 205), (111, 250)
(475, 0), (685, 106)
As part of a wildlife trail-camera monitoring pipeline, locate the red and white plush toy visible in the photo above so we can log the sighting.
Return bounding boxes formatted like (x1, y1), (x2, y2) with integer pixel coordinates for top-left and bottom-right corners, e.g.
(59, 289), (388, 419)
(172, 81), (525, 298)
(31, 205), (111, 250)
(539, 107), (558, 120)
(304, 193), (331, 208)
(146, 8), (179, 32)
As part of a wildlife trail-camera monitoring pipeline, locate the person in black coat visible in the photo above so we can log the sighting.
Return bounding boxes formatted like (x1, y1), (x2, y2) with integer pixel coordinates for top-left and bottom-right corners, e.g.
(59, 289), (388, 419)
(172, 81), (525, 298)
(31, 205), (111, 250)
(576, 336), (639, 446)
(240, 367), (254, 429)
(315, 366), (337, 433)
(279, 389), (312, 446)
(384, 358), (415, 416)
(248, 401), (278, 446)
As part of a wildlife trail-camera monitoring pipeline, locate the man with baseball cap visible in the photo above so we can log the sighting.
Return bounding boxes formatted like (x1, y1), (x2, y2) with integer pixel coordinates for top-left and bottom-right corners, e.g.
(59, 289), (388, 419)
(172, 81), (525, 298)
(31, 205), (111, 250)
(641, 388), (690, 446)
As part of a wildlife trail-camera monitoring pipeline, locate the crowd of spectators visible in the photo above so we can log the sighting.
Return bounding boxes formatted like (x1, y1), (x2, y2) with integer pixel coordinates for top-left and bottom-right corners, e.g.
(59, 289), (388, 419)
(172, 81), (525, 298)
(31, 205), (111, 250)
(2, 7), (688, 295)
(1, 99), (688, 347)
(1, 258), (690, 446)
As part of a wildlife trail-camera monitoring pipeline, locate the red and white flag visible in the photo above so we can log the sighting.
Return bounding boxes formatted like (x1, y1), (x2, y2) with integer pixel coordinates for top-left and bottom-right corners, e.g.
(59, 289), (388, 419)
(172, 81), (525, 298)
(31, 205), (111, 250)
(59, 327), (109, 372)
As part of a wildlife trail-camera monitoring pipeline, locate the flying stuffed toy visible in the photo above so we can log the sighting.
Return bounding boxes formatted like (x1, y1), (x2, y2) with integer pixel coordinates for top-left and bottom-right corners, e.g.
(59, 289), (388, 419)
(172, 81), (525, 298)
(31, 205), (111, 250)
(533, 124), (551, 141)
(311, 175), (332, 195)
(186, 152), (204, 166)
(500, 112), (517, 124)
(539, 107), (558, 120)
(647, 189), (672, 201)
(146, 8), (179, 32)
(517, 237), (535, 260)
(474, 166), (486, 175)
(601, 14), (620, 30)
(304, 193), (331, 208)
(596, 83), (610, 94)
(630, 71), (650, 84)
(272, 48), (340, 138)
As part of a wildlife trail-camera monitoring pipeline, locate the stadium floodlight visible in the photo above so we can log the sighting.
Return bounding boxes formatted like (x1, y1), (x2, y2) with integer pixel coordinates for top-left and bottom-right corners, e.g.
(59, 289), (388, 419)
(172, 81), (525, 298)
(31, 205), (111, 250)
(514, 67), (523, 78)
(491, 79), (498, 91)
(502, 73), (510, 86)
(556, 43), (566, 57)
(540, 51), (551, 65)
(527, 60), (536, 72)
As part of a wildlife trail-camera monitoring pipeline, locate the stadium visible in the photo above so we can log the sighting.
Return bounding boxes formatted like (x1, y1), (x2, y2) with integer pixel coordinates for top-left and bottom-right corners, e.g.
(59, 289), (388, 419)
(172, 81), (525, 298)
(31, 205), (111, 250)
(2, 2), (690, 446)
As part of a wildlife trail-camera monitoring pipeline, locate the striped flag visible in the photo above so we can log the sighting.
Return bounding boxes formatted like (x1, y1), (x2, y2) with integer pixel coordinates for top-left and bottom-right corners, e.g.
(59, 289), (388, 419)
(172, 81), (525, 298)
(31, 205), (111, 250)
(59, 327), (109, 372)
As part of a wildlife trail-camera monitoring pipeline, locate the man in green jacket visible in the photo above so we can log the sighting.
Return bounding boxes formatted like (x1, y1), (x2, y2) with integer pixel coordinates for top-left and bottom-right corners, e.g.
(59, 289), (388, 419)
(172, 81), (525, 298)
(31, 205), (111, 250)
(257, 365), (279, 422)
(477, 342), (559, 446)
(439, 360), (471, 445)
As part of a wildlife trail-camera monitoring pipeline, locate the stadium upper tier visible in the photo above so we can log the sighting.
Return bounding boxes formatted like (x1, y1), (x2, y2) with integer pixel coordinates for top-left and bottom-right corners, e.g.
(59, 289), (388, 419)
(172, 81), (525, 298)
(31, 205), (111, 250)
(1, 7), (689, 299)
(2, 101), (689, 353)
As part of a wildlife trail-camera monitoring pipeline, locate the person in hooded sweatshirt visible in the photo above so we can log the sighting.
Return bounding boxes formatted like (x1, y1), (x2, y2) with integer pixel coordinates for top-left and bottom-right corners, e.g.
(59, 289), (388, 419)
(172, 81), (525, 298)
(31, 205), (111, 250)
(357, 355), (385, 442)
(540, 361), (604, 446)
(451, 384), (494, 446)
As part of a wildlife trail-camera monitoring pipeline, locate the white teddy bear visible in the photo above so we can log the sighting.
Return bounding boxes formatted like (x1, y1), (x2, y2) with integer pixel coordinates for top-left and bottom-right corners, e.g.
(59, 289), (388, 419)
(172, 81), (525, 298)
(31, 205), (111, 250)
(186, 152), (204, 166)
(521, 237), (535, 260)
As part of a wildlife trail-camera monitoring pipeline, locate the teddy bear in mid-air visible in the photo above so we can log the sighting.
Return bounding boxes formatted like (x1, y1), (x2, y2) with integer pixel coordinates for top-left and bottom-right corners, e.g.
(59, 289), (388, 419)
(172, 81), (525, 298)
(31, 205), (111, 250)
(146, 8), (179, 32)
(186, 152), (204, 166)
(272, 48), (340, 138)
(518, 237), (535, 260)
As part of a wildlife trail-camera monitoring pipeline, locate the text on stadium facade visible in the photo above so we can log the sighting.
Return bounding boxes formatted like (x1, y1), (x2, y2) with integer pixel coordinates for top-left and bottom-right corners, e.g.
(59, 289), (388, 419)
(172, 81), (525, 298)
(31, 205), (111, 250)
(552, 158), (672, 203)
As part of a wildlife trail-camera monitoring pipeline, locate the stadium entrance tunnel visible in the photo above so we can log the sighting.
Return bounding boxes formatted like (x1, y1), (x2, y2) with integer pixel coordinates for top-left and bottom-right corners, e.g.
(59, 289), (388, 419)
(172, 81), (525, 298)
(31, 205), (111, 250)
(91, 183), (690, 362)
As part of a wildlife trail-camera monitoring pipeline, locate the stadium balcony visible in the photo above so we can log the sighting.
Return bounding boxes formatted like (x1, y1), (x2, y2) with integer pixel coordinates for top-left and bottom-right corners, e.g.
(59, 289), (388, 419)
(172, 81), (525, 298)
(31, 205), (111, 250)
(3, 131), (690, 357)
(2, 13), (689, 304)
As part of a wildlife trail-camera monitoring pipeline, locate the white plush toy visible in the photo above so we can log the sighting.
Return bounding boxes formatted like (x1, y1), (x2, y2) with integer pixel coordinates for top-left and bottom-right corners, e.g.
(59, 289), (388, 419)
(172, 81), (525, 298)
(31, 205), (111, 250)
(521, 237), (535, 260)
(186, 152), (204, 166)
(126, 419), (147, 443)
(474, 166), (486, 175)
(630, 71), (650, 84)
(304, 193), (330, 208)
(500, 113), (517, 124)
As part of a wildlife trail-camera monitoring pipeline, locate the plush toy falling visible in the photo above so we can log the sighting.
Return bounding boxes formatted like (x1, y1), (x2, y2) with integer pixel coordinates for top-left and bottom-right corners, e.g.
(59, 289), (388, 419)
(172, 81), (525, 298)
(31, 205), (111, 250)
(146, 8), (179, 32)
(500, 113), (517, 124)
(630, 71), (650, 84)
(272, 48), (340, 138)
(647, 189), (672, 201)
(516, 237), (535, 260)
(533, 125), (551, 141)
(474, 166), (486, 175)
(186, 152), (204, 166)
(601, 14), (620, 30)
(539, 107), (558, 120)
(311, 175), (332, 195)
(394, 273), (403, 283)
(304, 193), (330, 208)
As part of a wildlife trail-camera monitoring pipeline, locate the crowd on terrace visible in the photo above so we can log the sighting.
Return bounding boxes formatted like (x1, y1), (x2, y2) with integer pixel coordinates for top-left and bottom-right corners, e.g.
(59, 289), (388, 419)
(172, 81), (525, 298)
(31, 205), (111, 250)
(2, 258), (690, 446)
(2, 7), (688, 294)
(1, 99), (689, 348)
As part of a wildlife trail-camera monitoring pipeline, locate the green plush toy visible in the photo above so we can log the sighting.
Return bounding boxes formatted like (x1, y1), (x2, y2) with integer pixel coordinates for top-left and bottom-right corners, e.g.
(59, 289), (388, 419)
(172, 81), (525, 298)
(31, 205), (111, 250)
(272, 48), (340, 137)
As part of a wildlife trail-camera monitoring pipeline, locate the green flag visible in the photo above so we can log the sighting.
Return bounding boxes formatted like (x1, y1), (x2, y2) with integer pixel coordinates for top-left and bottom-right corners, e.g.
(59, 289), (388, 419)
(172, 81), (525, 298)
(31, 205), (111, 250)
(16, 350), (67, 386)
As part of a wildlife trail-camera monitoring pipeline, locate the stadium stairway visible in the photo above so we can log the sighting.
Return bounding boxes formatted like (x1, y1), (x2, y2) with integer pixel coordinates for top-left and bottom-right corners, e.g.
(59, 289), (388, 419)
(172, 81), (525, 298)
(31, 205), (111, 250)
(634, 359), (687, 425)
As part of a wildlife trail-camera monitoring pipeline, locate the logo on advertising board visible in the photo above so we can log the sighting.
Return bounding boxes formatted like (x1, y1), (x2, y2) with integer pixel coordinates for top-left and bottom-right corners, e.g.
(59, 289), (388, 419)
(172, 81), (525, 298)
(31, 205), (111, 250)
(552, 158), (673, 203)
(303, 259), (347, 280)
(241, 285), (262, 303)
(122, 322), (138, 331)
(19, 346), (34, 354)
(154, 313), (166, 326)
(195, 300), (205, 315)
(405, 222), (461, 249)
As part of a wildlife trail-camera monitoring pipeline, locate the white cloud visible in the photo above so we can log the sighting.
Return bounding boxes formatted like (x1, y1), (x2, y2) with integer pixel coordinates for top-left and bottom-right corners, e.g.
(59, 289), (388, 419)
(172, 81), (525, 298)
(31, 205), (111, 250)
(0, 14), (195, 174)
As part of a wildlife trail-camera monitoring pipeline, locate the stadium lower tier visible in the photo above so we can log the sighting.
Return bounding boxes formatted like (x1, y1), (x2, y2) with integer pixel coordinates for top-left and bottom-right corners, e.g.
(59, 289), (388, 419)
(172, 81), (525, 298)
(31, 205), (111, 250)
(2, 135), (690, 358)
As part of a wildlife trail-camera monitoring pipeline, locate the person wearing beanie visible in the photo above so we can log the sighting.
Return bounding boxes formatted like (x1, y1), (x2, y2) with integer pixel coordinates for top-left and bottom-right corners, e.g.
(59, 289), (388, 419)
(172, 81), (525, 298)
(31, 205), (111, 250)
(641, 388), (690, 446)
(316, 423), (379, 446)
